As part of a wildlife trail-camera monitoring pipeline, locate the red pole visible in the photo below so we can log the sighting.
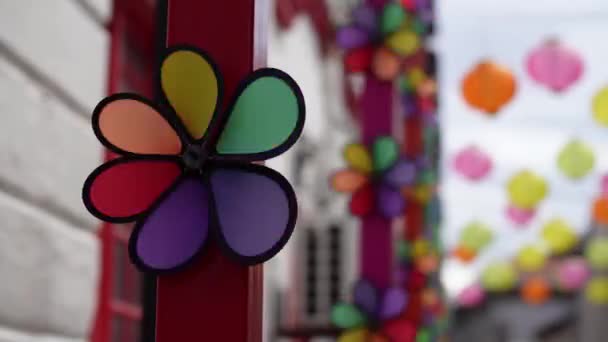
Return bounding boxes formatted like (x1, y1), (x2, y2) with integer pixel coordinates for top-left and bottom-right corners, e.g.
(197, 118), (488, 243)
(155, 1), (266, 341)
(358, 0), (394, 289)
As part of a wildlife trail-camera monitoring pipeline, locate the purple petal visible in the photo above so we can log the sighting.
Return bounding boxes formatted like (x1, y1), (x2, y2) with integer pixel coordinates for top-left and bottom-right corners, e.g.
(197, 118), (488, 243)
(353, 4), (378, 35)
(377, 184), (404, 218)
(211, 166), (294, 260)
(134, 177), (209, 271)
(336, 25), (371, 50)
(380, 287), (408, 319)
(385, 160), (417, 187)
(354, 279), (379, 316)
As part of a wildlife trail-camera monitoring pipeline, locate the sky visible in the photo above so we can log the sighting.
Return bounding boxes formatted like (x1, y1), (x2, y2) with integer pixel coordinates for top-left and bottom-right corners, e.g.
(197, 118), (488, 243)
(438, 0), (608, 297)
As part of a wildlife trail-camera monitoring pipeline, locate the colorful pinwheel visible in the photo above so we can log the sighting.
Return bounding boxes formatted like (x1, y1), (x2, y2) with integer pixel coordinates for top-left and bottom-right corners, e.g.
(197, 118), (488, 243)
(82, 47), (305, 273)
(337, 2), (424, 81)
(331, 136), (417, 218)
(331, 279), (407, 341)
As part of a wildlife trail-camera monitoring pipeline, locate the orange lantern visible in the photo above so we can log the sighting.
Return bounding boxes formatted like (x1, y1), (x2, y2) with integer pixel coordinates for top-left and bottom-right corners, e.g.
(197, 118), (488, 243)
(452, 245), (476, 263)
(521, 277), (551, 305)
(593, 196), (608, 225)
(462, 60), (517, 114)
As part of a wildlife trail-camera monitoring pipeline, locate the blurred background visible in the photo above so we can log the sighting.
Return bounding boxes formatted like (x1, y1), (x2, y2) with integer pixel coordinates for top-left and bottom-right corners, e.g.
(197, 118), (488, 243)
(1, 0), (608, 341)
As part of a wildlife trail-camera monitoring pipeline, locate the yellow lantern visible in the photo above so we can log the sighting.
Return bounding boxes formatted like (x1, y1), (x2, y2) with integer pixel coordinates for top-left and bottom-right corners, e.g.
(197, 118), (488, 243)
(516, 245), (547, 272)
(592, 86), (608, 127)
(557, 139), (595, 180)
(586, 237), (608, 270)
(541, 218), (578, 255)
(585, 277), (608, 304)
(481, 262), (517, 292)
(507, 170), (548, 209)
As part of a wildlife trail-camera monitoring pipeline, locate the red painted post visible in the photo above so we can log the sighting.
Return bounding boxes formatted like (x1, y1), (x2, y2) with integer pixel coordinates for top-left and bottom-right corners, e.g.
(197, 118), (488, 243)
(358, 0), (394, 290)
(155, 1), (267, 341)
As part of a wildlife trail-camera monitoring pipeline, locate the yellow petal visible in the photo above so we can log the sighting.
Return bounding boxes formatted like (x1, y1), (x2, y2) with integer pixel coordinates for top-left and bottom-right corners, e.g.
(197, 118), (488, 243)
(344, 143), (372, 173)
(386, 30), (419, 56)
(338, 329), (369, 342)
(161, 49), (219, 139)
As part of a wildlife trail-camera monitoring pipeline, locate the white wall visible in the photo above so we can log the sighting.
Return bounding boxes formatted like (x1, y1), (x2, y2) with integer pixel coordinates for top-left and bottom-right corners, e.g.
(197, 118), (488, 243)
(0, 0), (110, 340)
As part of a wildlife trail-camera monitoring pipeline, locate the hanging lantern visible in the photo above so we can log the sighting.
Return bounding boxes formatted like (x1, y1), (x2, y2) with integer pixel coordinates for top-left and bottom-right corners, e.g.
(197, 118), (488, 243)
(556, 258), (590, 291)
(526, 39), (583, 93)
(516, 245), (547, 272)
(460, 221), (493, 252)
(601, 174), (608, 195)
(541, 218), (578, 255)
(452, 145), (492, 181)
(506, 205), (536, 226)
(593, 195), (608, 225)
(585, 237), (608, 270)
(585, 277), (608, 305)
(557, 139), (595, 180)
(592, 86), (608, 127)
(457, 283), (486, 308)
(507, 170), (548, 209)
(462, 60), (516, 114)
(452, 245), (476, 263)
(481, 262), (517, 292)
(521, 277), (551, 305)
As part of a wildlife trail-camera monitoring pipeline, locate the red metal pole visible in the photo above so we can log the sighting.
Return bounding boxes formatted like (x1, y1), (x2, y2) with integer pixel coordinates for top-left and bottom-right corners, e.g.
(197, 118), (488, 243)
(155, 1), (266, 341)
(358, 0), (394, 289)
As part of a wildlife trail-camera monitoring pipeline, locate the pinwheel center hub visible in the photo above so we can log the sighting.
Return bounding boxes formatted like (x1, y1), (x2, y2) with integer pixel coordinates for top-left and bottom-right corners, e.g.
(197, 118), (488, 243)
(182, 144), (207, 171)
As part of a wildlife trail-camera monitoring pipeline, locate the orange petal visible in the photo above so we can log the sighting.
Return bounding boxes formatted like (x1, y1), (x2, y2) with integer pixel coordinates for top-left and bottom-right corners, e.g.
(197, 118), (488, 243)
(332, 170), (368, 193)
(95, 95), (182, 155)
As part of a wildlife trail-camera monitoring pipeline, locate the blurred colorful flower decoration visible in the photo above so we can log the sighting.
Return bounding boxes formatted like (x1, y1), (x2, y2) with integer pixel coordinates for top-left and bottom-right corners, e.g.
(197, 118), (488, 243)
(541, 218), (578, 255)
(557, 139), (595, 180)
(481, 261), (517, 292)
(337, 2), (424, 81)
(462, 60), (516, 114)
(452, 221), (493, 263)
(506, 170), (548, 225)
(452, 145), (492, 181)
(331, 279), (407, 341)
(332, 136), (417, 218)
(526, 39), (584, 93)
(592, 86), (608, 127)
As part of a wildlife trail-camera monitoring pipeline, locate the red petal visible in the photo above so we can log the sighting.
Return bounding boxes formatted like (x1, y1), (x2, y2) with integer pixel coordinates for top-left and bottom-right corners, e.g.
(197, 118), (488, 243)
(84, 158), (181, 220)
(350, 183), (374, 217)
(345, 46), (374, 73)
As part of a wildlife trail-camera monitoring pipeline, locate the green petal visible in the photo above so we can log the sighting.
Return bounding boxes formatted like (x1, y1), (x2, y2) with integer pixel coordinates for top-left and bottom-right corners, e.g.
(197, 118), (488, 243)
(216, 69), (304, 159)
(380, 3), (406, 35)
(373, 136), (399, 172)
(331, 303), (367, 329)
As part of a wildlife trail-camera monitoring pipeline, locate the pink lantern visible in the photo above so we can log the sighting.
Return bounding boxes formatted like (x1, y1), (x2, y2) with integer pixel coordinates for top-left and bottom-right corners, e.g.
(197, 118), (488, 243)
(506, 204), (536, 226)
(601, 174), (608, 195)
(526, 39), (584, 93)
(457, 283), (485, 308)
(556, 258), (590, 291)
(452, 146), (492, 181)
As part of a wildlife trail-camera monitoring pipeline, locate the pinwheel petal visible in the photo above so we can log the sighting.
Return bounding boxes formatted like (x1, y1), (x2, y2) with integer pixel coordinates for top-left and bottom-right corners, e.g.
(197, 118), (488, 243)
(331, 303), (367, 329)
(83, 158), (181, 221)
(130, 177), (209, 272)
(210, 164), (296, 264)
(353, 279), (379, 317)
(331, 170), (368, 193)
(93, 94), (182, 155)
(344, 143), (373, 174)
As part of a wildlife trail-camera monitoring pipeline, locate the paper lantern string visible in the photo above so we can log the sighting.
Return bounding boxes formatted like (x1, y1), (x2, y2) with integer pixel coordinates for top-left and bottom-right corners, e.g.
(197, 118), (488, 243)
(337, 2), (424, 81)
(331, 279), (408, 341)
(331, 136), (417, 218)
(452, 145), (492, 181)
(557, 139), (595, 180)
(82, 46), (305, 273)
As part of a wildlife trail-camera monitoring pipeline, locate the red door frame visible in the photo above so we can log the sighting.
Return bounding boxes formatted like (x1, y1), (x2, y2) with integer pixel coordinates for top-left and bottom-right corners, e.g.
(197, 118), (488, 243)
(90, 1), (157, 341)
